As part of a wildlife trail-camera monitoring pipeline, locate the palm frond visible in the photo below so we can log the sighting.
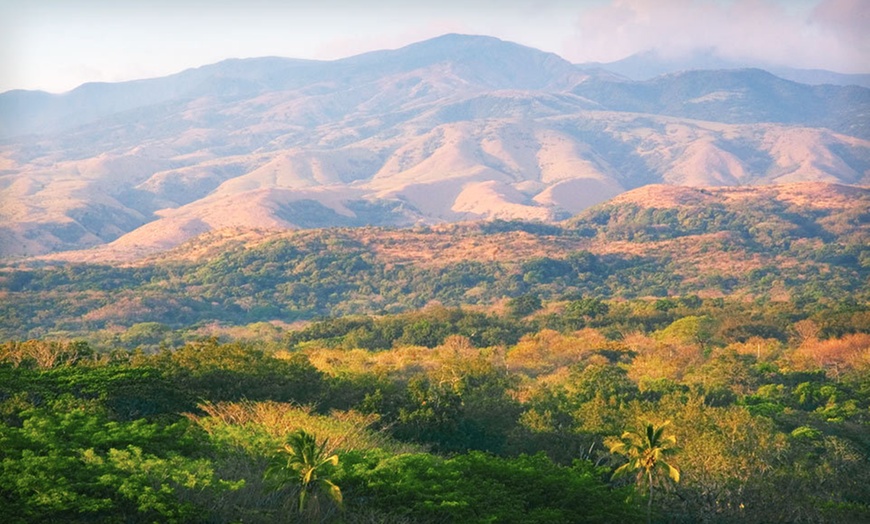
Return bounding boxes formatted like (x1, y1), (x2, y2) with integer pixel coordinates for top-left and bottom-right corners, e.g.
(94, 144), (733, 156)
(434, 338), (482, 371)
(270, 429), (344, 514)
(608, 421), (681, 485)
(324, 479), (343, 507)
(663, 461), (680, 482)
(612, 462), (634, 480)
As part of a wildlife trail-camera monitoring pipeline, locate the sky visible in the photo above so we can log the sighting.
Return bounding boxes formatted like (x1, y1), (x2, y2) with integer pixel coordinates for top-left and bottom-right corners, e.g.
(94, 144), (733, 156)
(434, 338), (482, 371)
(1, 0), (867, 94)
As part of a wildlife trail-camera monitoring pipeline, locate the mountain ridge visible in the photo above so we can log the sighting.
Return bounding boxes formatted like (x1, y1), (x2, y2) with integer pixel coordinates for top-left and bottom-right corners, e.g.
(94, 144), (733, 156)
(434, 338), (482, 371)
(579, 48), (870, 88)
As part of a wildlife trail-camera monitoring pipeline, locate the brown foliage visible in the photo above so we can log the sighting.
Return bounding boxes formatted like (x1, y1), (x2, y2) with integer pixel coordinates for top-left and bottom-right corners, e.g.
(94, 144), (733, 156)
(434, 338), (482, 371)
(0, 340), (90, 368)
(791, 333), (870, 380)
(506, 328), (608, 377)
(625, 333), (706, 385)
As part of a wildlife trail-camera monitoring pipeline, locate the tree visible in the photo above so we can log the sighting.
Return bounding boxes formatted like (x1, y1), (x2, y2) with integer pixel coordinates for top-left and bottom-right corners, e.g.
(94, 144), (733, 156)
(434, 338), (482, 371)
(0, 407), (236, 523)
(507, 293), (542, 317)
(339, 450), (642, 523)
(268, 430), (342, 516)
(607, 421), (680, 524)
(564, 298), (610, 329)
(395, 350), (521, 454)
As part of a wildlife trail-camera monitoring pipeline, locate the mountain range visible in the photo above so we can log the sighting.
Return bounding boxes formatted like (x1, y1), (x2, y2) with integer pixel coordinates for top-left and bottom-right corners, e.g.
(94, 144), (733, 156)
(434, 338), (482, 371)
(579, 48), (870, 88)
(1, 34), (868, 259)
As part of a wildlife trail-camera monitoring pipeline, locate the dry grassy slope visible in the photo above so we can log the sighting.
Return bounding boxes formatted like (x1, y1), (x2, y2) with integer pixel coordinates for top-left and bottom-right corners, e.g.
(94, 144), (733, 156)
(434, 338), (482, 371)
(607, 180), (869, 210)
(9, 116), (867, 260)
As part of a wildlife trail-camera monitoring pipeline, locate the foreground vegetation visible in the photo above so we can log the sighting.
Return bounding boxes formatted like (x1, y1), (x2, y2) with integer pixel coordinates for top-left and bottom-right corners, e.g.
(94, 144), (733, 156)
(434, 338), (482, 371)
(2, 297), (868, 523)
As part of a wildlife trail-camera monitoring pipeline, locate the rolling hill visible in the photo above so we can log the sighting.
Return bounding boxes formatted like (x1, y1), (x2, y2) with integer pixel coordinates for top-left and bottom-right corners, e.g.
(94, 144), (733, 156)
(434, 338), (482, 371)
(1, 181), (866, 340)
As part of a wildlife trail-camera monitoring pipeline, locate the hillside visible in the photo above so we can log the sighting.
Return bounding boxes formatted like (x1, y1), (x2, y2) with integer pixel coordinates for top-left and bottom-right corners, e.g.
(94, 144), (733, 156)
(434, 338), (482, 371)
(1, 34), (869, 258)
(1, 182), (866, 340)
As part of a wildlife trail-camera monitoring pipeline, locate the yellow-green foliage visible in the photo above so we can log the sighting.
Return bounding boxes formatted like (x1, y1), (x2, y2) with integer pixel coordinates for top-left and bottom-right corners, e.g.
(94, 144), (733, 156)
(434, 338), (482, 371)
(189, 401), (421, 456)
(506, 328), (608, 377)
(298, 334), (499, 379)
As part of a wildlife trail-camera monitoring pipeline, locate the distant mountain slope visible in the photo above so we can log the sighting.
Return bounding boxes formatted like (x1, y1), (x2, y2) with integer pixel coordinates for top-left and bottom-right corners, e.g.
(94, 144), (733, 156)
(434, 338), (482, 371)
(581, 49), (870, 88)
(570, 68), (869, 137)
(1, 34), (868, 258)
(0, 34), (580, 140)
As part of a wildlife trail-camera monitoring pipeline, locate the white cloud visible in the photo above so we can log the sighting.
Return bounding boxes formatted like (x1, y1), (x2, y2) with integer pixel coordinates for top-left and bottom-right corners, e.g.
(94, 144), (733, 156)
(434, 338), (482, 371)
(563, 0), (869, 72)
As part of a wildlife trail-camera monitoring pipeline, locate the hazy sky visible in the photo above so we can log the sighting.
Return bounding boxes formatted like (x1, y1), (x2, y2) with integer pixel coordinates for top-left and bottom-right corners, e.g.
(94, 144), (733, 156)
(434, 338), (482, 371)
(1, 0), (867, 93)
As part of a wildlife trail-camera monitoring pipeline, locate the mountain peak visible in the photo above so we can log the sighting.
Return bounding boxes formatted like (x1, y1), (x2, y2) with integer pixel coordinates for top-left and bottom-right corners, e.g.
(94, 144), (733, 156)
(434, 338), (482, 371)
(411, 32), (506, 47)
(339, 33), (581, 90)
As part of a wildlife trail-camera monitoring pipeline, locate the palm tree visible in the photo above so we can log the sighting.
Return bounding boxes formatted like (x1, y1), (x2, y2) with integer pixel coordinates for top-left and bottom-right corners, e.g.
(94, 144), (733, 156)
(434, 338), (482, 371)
(268, 430), (343, 516)
(607, 421), (680, 524)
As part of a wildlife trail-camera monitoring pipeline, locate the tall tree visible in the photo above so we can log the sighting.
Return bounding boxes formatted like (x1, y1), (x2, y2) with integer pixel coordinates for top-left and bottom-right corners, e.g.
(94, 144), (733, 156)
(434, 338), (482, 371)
(607, 421), (680, 524)
(268, 430), (343, 516)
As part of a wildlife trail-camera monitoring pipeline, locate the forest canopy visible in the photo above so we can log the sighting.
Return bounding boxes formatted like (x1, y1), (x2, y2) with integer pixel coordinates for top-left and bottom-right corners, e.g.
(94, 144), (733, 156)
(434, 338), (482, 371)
(2, 295), (868, 523)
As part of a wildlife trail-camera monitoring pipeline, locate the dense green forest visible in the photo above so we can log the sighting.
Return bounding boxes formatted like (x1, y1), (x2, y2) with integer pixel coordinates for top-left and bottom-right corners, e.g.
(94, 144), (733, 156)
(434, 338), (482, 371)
(1, 185), (868, 522)
(2, 297), (869, 523)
